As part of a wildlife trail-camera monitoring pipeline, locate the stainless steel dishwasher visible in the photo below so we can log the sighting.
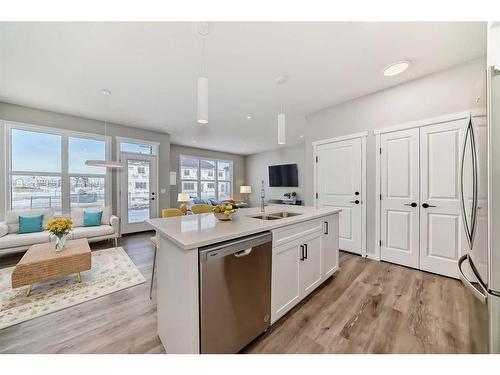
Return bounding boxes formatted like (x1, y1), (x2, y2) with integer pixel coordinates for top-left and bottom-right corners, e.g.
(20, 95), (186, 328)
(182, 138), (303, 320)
(199, 231), (272, 354)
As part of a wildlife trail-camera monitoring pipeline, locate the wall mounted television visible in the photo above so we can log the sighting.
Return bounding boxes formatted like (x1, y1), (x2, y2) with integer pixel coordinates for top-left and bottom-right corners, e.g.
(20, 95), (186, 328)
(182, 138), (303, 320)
(268, 164), (298, 187)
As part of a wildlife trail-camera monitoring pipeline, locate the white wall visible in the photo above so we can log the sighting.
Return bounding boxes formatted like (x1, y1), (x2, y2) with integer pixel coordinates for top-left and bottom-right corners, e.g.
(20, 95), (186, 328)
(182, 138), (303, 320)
(169, 144), (246, 205)
(245, 144), (305, 207)
(305, 57), (486, 256)
(0, 102), (171, 219)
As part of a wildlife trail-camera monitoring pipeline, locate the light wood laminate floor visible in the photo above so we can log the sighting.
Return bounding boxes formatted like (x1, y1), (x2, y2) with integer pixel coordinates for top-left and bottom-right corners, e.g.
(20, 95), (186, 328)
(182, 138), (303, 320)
(0, 232), (474, 354)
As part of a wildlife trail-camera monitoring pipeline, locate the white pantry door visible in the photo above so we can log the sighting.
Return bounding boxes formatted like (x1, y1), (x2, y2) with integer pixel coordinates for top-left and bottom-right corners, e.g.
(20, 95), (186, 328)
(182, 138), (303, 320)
(419, 120), (466, 278)
(380, 128), (420, 268)
(317, 138), (362, 254)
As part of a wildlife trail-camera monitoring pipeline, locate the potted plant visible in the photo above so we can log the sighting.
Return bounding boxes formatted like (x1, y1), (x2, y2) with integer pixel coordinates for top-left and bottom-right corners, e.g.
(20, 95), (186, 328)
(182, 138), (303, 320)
(283, 192), (297, 203)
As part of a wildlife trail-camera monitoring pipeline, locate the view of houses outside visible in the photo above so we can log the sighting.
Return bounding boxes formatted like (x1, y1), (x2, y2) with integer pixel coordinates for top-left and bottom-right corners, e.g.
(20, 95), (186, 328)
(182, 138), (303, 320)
(180, 156), (232, 201)
(11, 175), (62, 211)
(11, 175), (105, 212)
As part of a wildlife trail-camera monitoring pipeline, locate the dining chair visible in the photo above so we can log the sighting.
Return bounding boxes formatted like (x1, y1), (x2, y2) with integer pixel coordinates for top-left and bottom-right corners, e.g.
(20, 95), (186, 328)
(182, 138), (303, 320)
(149, 208), (183, 299)
(191, 204), (214, 214)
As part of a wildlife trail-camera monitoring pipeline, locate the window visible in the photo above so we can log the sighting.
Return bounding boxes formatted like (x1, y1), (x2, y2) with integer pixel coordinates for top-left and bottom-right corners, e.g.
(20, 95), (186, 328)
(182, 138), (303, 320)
(120, 142), (153, 154)
(137, 166), (146, 174)
(180, 155), (233, 200)
(7, 124), (109, 213)
(69, 137), (107, 210)
(135, 181), (147, 189)
(10, 129), (63, 211)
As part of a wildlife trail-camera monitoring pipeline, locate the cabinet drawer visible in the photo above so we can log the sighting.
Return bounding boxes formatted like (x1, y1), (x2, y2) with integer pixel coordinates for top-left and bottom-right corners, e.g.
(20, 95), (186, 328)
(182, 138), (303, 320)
(272, 218), (324, 247)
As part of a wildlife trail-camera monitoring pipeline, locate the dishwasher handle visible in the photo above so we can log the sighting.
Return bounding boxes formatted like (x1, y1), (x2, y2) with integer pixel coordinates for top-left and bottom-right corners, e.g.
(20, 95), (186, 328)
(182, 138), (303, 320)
(199, 232), (272, 262)
(234, 248), (252, 258)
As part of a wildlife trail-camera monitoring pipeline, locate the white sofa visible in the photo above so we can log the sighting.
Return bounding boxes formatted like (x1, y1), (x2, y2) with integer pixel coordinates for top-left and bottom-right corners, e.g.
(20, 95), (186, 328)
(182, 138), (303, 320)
(0, 207), (120, 256)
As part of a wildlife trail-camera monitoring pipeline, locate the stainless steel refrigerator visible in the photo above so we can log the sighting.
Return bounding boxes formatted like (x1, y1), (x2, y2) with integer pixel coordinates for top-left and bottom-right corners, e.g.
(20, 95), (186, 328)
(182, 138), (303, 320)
(457, 57), (500, 352)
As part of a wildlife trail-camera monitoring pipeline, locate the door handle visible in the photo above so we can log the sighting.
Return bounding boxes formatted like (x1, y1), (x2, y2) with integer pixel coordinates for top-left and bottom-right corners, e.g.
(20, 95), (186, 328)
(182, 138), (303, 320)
(300, 245), (304, 261)
(349, 200), (360, 204)
(422, 203), (436, 208)
(404, 202), (418, 207)
(324, 221), (329, 235)
(151, 197), (155, 201)
(304, 243), (308, 259)
(354, 191), (359, 195)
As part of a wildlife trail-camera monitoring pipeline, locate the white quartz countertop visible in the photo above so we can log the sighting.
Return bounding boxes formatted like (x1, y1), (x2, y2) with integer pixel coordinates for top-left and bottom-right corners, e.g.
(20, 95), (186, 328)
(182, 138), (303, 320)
(146, 205), (341, 250)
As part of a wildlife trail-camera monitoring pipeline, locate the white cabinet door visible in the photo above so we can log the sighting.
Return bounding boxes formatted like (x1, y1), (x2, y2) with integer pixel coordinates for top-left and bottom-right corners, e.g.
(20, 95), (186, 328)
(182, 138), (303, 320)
(271, 240), (301, 324)
(380, 128), (420, 269)
(321, 214), (339, 278)
(317, 138), (362, 254)
(419, 120), (467, 278)
(299, 232), (323, 297)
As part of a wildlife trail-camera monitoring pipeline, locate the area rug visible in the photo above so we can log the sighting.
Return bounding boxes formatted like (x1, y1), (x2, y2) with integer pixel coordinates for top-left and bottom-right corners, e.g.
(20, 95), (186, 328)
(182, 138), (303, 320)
(0, 246), (145, 330)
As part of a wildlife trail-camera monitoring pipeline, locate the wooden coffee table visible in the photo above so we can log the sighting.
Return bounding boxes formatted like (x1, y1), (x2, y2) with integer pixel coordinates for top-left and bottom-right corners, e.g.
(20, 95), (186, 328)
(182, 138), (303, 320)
(11, 238), (91, 296)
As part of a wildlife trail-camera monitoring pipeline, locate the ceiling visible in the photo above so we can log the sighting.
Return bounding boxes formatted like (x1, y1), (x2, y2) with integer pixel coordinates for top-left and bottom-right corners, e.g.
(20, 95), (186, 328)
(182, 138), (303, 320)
(0, 22), (486, 155)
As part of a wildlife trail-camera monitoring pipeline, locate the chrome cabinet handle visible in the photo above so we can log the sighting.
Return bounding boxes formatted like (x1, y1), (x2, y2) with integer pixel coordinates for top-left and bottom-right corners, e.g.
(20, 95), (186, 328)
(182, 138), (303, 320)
(422, 203), (436, 208)
(324, 221), (329, 234)
(234, 248), (252, 258)
(458, 255), (487, 303)
(300, 245), (304, 261)
(304, 243), (308, 259)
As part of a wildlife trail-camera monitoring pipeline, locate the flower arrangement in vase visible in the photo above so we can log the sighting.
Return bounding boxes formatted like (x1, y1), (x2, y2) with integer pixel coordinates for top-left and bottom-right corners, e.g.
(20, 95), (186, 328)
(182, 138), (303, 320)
(46, 217), (73, 251)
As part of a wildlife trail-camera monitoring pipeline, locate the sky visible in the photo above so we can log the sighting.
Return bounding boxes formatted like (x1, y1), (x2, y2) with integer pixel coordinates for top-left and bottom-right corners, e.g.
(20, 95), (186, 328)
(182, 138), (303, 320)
(11, 129), (106, 174)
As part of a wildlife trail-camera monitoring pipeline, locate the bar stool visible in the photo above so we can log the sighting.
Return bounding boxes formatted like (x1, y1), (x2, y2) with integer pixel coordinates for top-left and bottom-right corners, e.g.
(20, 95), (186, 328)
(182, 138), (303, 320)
(149, 208), (183, 299)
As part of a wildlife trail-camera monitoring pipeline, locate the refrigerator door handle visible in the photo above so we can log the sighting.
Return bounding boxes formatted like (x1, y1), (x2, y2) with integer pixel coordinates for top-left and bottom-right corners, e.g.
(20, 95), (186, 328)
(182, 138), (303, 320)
(459, 114), (479, 250)
(458, 255), (487, 304)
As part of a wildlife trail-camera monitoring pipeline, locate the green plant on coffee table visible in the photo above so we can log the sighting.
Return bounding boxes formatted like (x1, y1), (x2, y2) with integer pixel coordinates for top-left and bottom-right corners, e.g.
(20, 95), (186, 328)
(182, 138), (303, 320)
(284, 192), (297, 199)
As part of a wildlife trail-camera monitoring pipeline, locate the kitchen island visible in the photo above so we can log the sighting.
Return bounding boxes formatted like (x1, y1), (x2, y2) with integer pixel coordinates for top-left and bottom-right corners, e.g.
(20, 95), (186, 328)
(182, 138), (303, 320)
(147, 205), (341, 353)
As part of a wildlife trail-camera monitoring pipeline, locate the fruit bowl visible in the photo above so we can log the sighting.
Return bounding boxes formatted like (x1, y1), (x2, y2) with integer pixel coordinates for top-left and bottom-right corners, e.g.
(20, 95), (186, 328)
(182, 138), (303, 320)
(212, 204), (238, 221)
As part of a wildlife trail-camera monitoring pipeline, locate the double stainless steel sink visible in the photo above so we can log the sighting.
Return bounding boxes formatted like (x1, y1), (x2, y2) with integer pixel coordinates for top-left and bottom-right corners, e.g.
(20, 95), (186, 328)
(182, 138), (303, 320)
(250, 211), (302, 220)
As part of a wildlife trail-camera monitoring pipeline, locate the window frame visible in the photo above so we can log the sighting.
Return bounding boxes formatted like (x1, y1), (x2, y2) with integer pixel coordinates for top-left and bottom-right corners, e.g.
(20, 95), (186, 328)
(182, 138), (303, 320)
(179, 154), (233, 201)
(4, 120), (111, 214)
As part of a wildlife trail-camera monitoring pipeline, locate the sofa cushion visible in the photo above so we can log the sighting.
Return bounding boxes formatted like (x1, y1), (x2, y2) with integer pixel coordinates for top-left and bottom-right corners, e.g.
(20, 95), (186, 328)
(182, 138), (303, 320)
(71, 206), (111, 227)
(0, 231), (51, 250)
(192, 197), (205, 204)
(18, 215), (44, 234)
(4, 209), (54, 233)
(0, 222), (8, 238)
(70, 225), (114, 240)
(83, 210), (103, 227)
(208, 198), (220, 205)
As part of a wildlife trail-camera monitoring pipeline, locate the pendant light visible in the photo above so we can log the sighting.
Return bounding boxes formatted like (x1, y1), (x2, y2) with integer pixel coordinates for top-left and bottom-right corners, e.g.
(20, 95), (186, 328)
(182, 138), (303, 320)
(276, 76), (287, 145)
(277, 105), (286, 145)
(197, 23), (209, 124)
(85, 89), (123, 169)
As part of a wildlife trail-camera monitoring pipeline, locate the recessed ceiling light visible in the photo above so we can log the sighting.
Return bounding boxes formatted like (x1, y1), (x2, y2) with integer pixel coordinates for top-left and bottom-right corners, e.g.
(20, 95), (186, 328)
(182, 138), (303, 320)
(383, 61), (410, 76)
(299, 135), (304, 138)
(247, 115), (252, 120)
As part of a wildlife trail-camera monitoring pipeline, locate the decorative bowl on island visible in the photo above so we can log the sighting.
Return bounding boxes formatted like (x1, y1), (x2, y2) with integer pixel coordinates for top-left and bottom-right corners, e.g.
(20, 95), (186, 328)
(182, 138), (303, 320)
(212, 204), (238, 221)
